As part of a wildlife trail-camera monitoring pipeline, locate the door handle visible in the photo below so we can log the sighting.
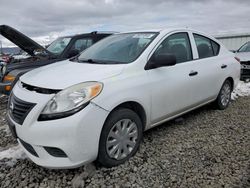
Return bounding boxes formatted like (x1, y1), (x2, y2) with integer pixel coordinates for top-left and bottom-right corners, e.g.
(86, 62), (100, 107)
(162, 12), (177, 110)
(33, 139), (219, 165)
(221, 64), (227, 69)
(189, 70), (198, 76)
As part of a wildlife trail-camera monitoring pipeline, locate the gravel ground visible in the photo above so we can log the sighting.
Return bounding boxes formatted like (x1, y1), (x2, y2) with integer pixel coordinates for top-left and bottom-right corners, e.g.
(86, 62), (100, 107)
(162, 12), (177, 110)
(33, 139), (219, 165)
(0, 95), (249, 188)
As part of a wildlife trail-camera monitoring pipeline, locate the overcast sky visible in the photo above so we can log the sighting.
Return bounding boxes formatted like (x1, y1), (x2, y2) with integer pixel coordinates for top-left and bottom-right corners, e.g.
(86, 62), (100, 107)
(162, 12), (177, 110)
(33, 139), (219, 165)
(0, 0), (250, 47)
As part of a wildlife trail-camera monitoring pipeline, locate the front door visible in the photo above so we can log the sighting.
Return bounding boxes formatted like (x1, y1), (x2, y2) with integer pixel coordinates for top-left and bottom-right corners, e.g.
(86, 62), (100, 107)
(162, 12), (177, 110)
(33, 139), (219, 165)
(147, 32), (197, 124)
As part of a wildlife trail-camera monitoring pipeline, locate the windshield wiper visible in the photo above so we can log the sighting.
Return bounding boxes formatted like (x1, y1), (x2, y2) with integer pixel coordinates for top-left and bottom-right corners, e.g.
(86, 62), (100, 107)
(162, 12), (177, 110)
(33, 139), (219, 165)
(77, 58), (109, 64)
(86, 59), (98, 64)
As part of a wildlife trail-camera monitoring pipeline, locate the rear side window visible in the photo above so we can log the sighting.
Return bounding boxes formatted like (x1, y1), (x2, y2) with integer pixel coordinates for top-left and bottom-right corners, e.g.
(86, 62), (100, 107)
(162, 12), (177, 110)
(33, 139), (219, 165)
(72, 38), (93, 52)
(193, 34), (220, 59)
(152, 32), (192, 64)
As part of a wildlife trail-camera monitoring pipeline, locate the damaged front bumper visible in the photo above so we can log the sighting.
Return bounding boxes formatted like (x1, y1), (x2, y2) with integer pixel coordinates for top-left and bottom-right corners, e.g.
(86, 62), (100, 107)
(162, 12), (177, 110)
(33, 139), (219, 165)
(240, 63), (250, 81)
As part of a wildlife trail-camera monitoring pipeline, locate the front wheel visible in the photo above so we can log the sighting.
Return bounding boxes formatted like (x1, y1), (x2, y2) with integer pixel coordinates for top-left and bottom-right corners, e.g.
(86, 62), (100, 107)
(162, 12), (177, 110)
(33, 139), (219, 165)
(214, 80), (232, 110)
(97, 108), (143, 167)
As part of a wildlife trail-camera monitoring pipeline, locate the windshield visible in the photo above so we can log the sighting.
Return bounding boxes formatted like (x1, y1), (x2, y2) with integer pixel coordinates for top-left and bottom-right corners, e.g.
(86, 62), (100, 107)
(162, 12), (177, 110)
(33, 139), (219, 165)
(78, 32), (158, 64)
(238, 42), (250, 52)
(47, 37), (72, 54)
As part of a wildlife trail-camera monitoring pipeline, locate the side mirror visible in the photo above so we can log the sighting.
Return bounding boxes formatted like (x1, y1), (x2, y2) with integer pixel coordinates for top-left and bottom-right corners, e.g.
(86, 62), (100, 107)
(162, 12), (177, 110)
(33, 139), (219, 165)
(145, 54), (176, 70)
(68, 49), (80, 58)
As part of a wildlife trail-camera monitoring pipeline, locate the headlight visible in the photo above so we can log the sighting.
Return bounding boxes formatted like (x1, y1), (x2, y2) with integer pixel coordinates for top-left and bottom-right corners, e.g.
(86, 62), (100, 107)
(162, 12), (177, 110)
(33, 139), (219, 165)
(38, 81), (103, 121)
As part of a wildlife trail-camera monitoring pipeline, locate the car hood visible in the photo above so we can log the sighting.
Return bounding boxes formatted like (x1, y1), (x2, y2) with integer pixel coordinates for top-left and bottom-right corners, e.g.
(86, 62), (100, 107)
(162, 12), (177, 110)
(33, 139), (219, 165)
(235, 52), (250, 62)
(0, 25), (53, 56)
(20, 60), (125, 90)
(5, 57), (53, 74)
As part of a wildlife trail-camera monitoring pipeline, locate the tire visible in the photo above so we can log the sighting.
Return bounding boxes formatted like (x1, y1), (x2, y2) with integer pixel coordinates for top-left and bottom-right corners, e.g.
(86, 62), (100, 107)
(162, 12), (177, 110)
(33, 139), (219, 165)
(97, 108), (143, 167)
(214, 80), (232, 110)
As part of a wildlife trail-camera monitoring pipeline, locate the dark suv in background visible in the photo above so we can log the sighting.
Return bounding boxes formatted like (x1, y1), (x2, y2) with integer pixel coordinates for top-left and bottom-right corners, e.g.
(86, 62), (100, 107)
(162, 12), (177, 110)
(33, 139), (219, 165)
(0, 25), (112, 95)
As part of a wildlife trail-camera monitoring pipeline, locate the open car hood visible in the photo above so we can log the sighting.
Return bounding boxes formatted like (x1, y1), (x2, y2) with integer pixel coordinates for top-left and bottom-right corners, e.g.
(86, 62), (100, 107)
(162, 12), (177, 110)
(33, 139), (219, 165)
(0, 25), (53, 56)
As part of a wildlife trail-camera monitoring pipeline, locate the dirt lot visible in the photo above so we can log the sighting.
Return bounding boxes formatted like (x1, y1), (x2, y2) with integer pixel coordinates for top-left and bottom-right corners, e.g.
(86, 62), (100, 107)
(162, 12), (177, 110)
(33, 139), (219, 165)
(0, 94), (249, 188)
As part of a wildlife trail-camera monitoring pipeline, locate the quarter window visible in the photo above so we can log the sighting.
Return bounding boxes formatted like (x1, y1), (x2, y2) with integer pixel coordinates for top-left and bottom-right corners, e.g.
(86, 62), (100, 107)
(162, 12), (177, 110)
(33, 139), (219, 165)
(193, 34), (220, 59)
(152, 33), (192, 64)
(211, 41), (220, 55)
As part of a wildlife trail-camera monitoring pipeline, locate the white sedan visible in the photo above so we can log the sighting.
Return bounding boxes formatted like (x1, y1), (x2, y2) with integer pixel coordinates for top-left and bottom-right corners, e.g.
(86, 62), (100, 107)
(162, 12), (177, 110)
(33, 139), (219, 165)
(7, 28), (240, 168)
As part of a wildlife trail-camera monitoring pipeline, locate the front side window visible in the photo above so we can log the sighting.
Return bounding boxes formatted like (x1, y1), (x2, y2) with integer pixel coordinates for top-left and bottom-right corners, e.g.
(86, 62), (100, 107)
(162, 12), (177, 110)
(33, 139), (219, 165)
(47, 37), (72, 55)
(151, 32), (192, 64)
(71, 38), (93, 52)
(238, 42), (250, 52)
(194, 34), (220, 58)
(78, 32), (158, 64)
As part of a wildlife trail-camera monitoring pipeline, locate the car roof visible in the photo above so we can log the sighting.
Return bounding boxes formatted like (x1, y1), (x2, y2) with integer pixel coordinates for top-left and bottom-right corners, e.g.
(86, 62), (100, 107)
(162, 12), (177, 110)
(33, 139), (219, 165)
(117, 28), (218, 41)
(59, 32), (114, 38)
(118, 28), (188, 34)
(121, 27), (216, 34)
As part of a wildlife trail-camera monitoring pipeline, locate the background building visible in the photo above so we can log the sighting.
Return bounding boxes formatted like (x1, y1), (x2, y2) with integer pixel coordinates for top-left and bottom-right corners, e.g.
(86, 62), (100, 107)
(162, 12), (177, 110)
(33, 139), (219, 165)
(215, 33), (250, 51)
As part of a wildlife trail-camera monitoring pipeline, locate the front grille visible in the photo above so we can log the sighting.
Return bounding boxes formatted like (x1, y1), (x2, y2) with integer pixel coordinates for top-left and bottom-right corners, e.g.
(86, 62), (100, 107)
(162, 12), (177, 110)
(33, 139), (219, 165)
(241, 69), (250, 76)
(19, 139), (39, 157)
(44, 147), (67, 158)
(241, 61), (250, 65)
(8, 94), (36, 125)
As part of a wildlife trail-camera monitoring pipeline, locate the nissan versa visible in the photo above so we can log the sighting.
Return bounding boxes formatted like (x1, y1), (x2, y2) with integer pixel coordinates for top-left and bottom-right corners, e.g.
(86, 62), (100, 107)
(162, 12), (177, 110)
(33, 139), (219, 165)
(7, 28), (240, 168)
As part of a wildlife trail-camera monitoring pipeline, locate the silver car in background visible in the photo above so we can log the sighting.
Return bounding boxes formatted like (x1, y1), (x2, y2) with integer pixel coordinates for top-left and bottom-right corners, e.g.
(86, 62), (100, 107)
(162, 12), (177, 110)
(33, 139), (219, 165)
(235, 41), (250, 81)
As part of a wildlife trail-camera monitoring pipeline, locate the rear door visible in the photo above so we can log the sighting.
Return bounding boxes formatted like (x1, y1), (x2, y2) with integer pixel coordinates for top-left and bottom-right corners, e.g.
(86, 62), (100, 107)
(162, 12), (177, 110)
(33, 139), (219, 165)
(190, 33), (224, 102)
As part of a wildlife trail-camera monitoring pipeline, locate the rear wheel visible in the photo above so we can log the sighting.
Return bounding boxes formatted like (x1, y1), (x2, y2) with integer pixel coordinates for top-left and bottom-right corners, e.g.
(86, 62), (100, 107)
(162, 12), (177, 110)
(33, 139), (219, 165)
(214, 80), (232, 110)
(97, 108), (143, 167)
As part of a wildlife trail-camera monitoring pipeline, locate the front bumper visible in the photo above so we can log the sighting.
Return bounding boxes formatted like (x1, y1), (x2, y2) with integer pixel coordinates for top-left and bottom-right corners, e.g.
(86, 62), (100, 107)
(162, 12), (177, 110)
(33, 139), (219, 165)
(0, 82), (11, 95)
(7, 82), (109, 169)
(240, 62), (250, 81)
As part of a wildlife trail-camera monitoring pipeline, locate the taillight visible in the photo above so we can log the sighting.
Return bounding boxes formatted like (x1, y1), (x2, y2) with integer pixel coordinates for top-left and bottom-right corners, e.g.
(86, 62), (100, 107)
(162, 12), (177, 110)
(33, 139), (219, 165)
(234, 57), (241, 63)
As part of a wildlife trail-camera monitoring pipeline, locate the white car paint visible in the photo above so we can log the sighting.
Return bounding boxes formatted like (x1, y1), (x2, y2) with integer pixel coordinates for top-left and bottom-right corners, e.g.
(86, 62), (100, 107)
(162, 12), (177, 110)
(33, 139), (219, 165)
(21, 60), (125, 89)
(8, 28), (240, 168)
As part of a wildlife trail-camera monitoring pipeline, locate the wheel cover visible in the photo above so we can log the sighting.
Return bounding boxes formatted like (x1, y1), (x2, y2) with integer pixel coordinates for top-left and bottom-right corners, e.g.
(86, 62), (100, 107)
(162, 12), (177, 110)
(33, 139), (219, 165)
(106, 119), (138, 160)
(221, 83), (231, 106)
